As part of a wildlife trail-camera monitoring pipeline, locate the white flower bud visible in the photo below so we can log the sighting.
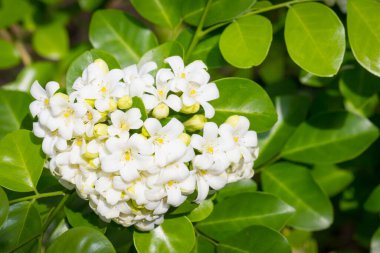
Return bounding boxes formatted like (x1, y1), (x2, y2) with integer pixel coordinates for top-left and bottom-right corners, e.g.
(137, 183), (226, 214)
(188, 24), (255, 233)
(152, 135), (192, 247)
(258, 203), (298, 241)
(117, 96), (133, 110)
(94, 123), (108, 137)
(152, 103), (169, 119)
(180, 103), (200, 114)
(184, 114), (207, 132)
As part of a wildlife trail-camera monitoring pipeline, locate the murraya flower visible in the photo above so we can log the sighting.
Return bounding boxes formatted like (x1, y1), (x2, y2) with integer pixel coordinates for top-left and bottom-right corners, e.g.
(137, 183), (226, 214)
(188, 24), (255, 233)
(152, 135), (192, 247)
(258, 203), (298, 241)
(29, 56), (259, 231)
(122, 61), (157, 97)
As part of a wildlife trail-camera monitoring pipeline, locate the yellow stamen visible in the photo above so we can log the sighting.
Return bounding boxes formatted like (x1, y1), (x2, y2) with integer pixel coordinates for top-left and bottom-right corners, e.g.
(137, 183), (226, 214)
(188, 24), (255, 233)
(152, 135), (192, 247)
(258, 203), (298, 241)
(87, 112), (93, 121)
(120, 121), (129, 130)
(44, 99), (49, 106)
(181, 72), (186, 78)
(63, 109), (73, 118)
(167, 180), (175, 186)
(189, 89), (197, 96)
(155, 137), (164, 144)
(125, 150), (131, 161)
(158, 89), (164, 97)
(100, 86), (107, 93)
(76, 139), (83, 146)
(233, 136), (239, 143)
(207, 146), (214, 154)
(199, 170), (207, 176)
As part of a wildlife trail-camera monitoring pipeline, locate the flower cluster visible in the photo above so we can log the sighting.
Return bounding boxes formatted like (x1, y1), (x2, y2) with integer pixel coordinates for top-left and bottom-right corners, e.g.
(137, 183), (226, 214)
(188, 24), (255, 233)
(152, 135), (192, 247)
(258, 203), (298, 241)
(30, 56), (259, 231)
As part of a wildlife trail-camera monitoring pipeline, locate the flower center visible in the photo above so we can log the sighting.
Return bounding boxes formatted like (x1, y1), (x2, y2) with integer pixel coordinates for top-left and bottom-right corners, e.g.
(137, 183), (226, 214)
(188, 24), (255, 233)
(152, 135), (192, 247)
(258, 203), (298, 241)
(125, 150), (132, 161)
(120, 120), (129, 130)
(87, 112), (93, 121)
(167, 180), (176, 186)
(158, 89), (164, 97)
(233, 136), (239, 143)
(100, 86), (107, 93)
(181, 72), (186, 78)
(155, 137), (164, 145)
(44, 98), (49, 106)
(206, 146), (214, 154)
(63, 109), (73, 118)
(189, 89), (197, 96)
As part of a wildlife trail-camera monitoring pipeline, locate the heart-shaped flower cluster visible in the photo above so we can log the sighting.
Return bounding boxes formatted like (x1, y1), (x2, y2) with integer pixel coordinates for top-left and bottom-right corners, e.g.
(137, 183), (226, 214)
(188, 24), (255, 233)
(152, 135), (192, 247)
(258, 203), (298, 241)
(29, 56), (259, 231)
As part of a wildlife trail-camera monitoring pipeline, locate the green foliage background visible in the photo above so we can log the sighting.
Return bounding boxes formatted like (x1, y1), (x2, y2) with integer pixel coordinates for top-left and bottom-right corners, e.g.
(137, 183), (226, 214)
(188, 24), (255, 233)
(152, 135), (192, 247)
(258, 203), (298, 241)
(0, 0), (380, 252)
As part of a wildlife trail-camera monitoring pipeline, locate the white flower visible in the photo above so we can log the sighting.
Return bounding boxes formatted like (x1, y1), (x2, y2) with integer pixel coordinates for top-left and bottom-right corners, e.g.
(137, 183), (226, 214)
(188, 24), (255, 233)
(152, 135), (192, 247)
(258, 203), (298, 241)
(33, 122), (67, 156)
(95, 176), (125, 205)
(101, 134), (154, 182)
(29, 81), (60, 117)
(142, 70), (182, 112)
(192, 155), (227, 203)
(108, 109), (143, 137)
(220, 116), (258, 163)
(49, 94), (86, 140)
(123, 61), (157, 97)
(163, 56), (210, 92)
(226, 159), (254, 183)
(191, 122), (233, 172)
(144, 118), (187, 167)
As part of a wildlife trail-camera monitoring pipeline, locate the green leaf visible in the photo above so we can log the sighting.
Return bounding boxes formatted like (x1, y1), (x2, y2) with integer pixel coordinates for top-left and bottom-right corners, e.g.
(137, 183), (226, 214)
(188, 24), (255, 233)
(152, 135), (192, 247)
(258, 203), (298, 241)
(220, 15), (272, 68)
(133, 216), (195, 253)
(347, 0), (380, 77)
(218, 225), (291, 253)
(196, 192), (295, 241)
(262, 162), (333, 231)
(32, 23), (69, 60)
(256, 95), (310, 167)
(282, 111), (379, 164)
(284, 2), (345, 77)
(0, 90), (33, 138)
(105, 223), (133, 253)
(79, 0), (104, 11)
(130, 0), (181, 28)
(182, 0), (256, 27)
(0, 0), (33, 29)
(0, 202), (42, 252)
(3, 62), (56, 92)
(217, 179), (257, 201)
(0, 187), (8, 227)
(211, 78), (277, 133)
(139, 41), (184, 70)
(189, 34), (224, 68)
(191, 235), (215, 253)
(66, 49), (120, 93)
(46, 227), (116, 253)
(187, 199), (213, 222)
(132, 97), (148, 121)
(312, 164), (354, 197)
(0, 130), (45, 192)
(339, 66), (380, 117)
(64, 193), (107, 232)
(0, 39), (20, 69)
(364, 185), (380, 213)
(371, 227), (380, 253)
(299, 70), (335, 88)
(89, 9), (158, 67)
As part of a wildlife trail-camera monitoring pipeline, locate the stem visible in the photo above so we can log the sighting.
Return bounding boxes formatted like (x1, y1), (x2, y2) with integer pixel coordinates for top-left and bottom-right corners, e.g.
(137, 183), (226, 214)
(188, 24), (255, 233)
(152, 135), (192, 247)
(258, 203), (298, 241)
(15, 40), (32, 66)
(185, 0), (213, 61)
(9, 191), (66, 204)
(42, 194), (70, 231)
(245, 0), (320, 16)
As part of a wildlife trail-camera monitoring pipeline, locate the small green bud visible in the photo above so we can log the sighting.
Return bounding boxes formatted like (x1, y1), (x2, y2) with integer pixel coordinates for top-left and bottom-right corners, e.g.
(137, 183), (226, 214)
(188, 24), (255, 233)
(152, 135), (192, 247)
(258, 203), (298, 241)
(94, 123), (108, 137)
(152, 103), (169, 119)
(117, 95), (133, 110)
(184, 114), (207, 132)
(180, 103), (200, 114)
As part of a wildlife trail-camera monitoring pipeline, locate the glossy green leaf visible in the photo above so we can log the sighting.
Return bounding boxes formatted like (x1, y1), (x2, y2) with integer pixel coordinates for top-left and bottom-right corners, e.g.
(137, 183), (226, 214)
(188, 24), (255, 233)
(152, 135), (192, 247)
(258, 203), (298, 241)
(191, 235), (215, 253)
(218, 225), (291, 253)
(347, 0), (380, 77)
(217, 179), (257, 201)
(0, 130), (45, 192)
(220, 15), (272, 68)
(187, 199), (213, 222)
(312, 164), (354, 197)
(262, 162), (333, 231)
(130, 0), (181, 28)
(66, 49), (120, 93)
(299, 70), (335, 88)
(0, 187), (8, 226)
(139, 41), (184, 70)
(64, 193), (107, 232)
(0, 0), (33, 29)
(3, 62), (56, 92)
(282, 111), (379, 164)
(196, 192), (295, 241)
(46, 227), (116, 253)
(0, 39), (20, 69)
(189, 35), (224, 68)
(0, 202), (42, 252)
(339, 66), (380, 117)
(89, 9), (158, 67)
(134, 216), (195, 253)
(0, 90), (33, 138)
(364, 185), (380, 213)
(371, 227), (380, 253)
(105, 223), (133, 253)
(132, 96), (148, 121)
(211, 78), (277, 132)
(285, 3), (345, 77)
(79, 0), (104, 11)
(256, 95), (310, 167)
(32, 23), (69, 60)
(182, 0), (256, 27)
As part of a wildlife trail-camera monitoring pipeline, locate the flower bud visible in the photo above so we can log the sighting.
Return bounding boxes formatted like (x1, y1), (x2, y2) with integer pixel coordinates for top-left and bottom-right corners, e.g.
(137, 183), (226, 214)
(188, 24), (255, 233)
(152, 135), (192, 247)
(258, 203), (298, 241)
(225, 115), (240, 127)
(108, 99), (117, 112)
(180, 103), (200, 114)
(83, 151), (98, 159)
(152, 103), (169, 119)
(98, 111), (108, 122)
(54, 92), (69, 101)
(117, 96), (133, 110)
(184, 114), (207, 132)
(93, 123), (108, 137)
(179, 133), (191, 145)
(94, 59), (109, 74)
